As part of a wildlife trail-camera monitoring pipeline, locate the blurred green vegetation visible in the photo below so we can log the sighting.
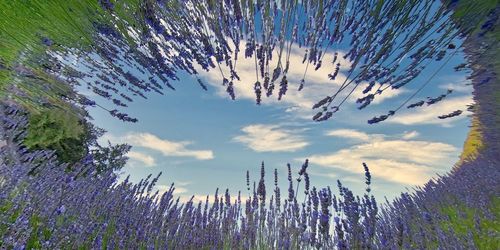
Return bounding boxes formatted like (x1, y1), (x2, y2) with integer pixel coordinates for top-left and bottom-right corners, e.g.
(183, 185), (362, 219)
(0, 0), (101, 164)
(439, 197), (500, 249)
(1, 0), (495, 166)
(0, 1), (498, 249)
(0, 0), (142, 71)
(23, 108), (87, 164)
(0, 0), (143, 164)
(459, 117), (484, 163)
(450, 0), (499, 163)
(0, 0), (142, 106)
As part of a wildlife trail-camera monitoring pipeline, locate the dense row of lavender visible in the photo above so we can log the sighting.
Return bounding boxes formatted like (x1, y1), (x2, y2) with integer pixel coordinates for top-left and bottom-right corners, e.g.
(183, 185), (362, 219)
(377, 5), (500, 248)
(27, 0), (472, 124)
(1, 102), (497, 249)
(1, 0), (498, 249)
(461, 5), (500, 158)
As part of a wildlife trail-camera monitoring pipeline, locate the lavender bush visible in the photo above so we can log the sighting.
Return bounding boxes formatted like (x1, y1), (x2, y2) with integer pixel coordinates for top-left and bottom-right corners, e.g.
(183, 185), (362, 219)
(2, 0), (487, 124)
(1, 102), (498, 249)
(1, 0), (499, 249)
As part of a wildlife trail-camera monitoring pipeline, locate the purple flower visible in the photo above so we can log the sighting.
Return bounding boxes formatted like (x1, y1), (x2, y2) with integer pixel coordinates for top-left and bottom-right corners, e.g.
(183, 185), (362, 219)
(278, 75), (288, 100)
(41, 37), (53, 46)
(98, 0), (114, 10)
(56, 205), (66, 215)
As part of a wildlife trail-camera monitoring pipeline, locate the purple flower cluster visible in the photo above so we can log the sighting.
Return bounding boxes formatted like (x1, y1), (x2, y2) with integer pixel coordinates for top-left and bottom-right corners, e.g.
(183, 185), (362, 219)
(18, 0), (477, 125)
(1, 1), (498, 249)
(438, 110), (463, 119)
(2, 102), (497, 249)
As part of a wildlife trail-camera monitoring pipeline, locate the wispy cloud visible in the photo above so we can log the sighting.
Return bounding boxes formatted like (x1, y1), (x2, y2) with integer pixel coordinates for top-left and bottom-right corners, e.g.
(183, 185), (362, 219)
(155, 183), (207, 203)
(126, 151), (156, 167)
(389, 95), (473, 126)
(326, 129), (384, 142)
(156, 184), (189, 196)
(300, 131), (458, 185)
(234, 124), (309, 152)
(103, 132), (214, 160)
(402, 131), (419, 140)
(327, 128), (421, 142)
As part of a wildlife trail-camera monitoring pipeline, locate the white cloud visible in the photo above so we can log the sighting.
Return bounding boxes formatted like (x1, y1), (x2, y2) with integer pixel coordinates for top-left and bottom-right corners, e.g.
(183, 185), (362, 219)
(339, 176), (365, 184)
(103, 132), (214, 160)
(155, 184), (250, 204)
(198, 42), (402, 119)
(179, 194), (211, 204)
(180, 193), (251, 205)
(126, 151), (156, 167)
(308, 170), (337, 180)
(233, 124), (309, 152)
(301, 132), (458, 185)
(155, 183), (209, 203)
(389, 95), (473, 126)
(402, 131), (419, 140)
(156, 184), (189, 196)
(326, 129), (384, 142)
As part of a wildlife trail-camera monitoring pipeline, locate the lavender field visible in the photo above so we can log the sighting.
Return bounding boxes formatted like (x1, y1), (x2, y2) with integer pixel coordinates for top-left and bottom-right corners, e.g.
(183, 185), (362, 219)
(0, 0), (499, 249)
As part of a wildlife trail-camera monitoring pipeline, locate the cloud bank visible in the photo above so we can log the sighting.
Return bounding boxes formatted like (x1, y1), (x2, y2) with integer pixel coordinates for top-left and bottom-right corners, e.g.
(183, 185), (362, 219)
(301, 129), (458, 185)
(102, 132), (214, 161)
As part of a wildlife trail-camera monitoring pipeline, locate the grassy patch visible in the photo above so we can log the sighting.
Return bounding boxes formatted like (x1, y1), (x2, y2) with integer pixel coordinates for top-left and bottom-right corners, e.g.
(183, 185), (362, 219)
(102, 218), (117, 250)
(449, 0), (499, 35)
(459, 117), (484, 163)
(439, 197), (500, 249)
(0, 0), (148, 165)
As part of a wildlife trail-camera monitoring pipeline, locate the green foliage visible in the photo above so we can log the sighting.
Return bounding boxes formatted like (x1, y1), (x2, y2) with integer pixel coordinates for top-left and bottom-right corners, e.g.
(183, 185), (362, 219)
(0, 0), (96, 107)
(0, 0), (143, 72)
(102, 219), (116, 250)
(0, 0), (140, 113)
(0, 1), (93, 64)
(439, 197), (500, 249)
(0, 183), (28, 247)
(459, 117), (484, 163)
(449, 0), (499, 34)
(27, 214), (42, 249)
(0, 201), (17, 246)
(453, 0), (499, 164)
(23, 108), (86, 164)
(91, 142), (131, 175)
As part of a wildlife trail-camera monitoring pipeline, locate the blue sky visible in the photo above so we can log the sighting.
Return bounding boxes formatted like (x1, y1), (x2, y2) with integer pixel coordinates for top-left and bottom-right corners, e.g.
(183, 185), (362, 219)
(80, 40), (474, 204)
